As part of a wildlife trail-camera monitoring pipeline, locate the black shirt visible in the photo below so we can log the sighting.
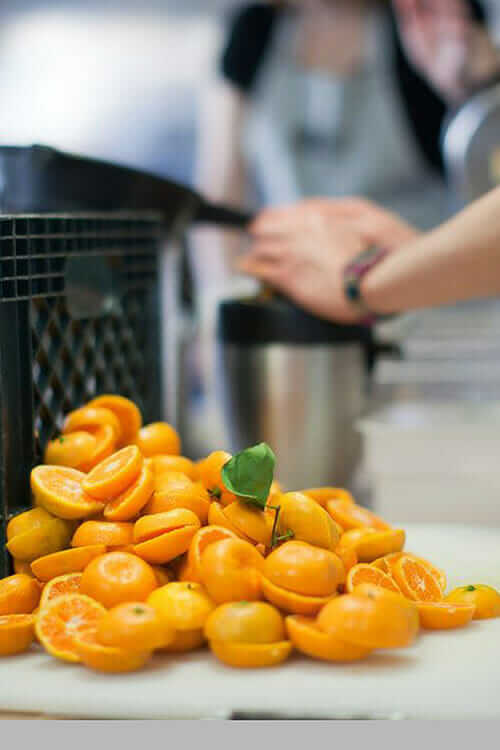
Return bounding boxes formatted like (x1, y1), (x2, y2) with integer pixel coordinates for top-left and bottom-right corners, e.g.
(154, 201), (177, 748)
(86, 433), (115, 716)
(220, 2), (487, 175)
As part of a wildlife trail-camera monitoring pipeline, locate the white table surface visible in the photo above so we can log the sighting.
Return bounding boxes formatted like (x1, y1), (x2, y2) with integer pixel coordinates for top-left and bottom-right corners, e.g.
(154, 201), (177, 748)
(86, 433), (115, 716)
(1, 523), (500, 720)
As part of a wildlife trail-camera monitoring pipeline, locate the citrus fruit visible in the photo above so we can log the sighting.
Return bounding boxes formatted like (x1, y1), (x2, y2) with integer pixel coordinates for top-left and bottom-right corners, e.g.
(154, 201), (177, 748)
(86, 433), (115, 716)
(103, 461), (154, 521)
(31, 545), (107, 582)
(0, 575), (40, 615)
(31, 466), (104, 520)
(78, 424), (117, 472)
(74, 629), (151, 673)
(263, 541), (343, 597)
(87, 395), (142, 447)
(39, 573), (82, 609)
(196, 451), (236, 505)
(261, 577), (337, 616)
(340, 528), (405, 563)
(134, 422), (181, 457)
(97, 602), (174, 651)
(446, 585), (500, 620)
(391, 556), (443, 602)
(71, 521), (134, 549)
(82, 446), (143, 501)
(145, 473), (210, 524)
(152, 455), (197, 481)
(326, 500), (391, 531)
(0, 615), (36, 656)
(302, 487), (355, 508)
(63, 406), (122, 443)
(222, 501), (274, 547)
(148, 582), (215, 633)
(205, 601), (291, 668)
(133, 508), (200, 565)
(199, 538), (264, 604)
(377, 552), (447, 593)
(286, 615), (372, 663)
(35, 593), (106, 662)
(277, 492), (341, 550)
(44, 431), (97, 471)
(161, 629), (205, 653)
(346, 564), (401, 594)
(318, 583), (419, 649)
(185, 526), (239, 584)
(417, 602), (475, 630)
(207, 502), (254, 542)
(80, 551), (157, 608)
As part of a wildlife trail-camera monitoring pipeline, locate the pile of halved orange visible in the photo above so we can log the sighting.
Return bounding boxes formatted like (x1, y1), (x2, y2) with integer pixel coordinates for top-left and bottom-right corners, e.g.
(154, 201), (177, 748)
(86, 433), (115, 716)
(1, 393), (499, 671)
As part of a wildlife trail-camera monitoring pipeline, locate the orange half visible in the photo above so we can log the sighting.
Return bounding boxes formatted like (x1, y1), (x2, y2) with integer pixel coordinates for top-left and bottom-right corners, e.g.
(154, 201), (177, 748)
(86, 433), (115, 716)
(209, 639), (292, 669)
(31, 466), (104, 520)
(35, 593), (106, 662)
(346, 564), (401, 594)
(417, 602), (475, 630)
(82, 445), (143, 501)
(286, 616), (372, 663)
(0, 614), (36, 656)
(261, 576), (337, 616)
(31, 545), (107, 582)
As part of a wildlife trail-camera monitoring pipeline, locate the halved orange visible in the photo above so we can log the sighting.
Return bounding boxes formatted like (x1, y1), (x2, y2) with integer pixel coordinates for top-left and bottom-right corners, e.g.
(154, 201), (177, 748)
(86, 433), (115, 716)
(78, 424), (117, 472)
(346, 563), (401, 594)
(160, 628), (205, 653)
(207, 502), (254, 543)
(134, 508), (201, 543)
(63, 406), (122, 443)
(326, 500), (391, 531)
(379, 552), (447, 594)
(74, 629), (152, 673)
(286, 615), (372, 663)
(39, 573), (82, 609)
(391, 556), (443, 602)
(261, 576), (337, 616)
(31, 466), (104, 520)
(223, 501), (273, 547)
(303, 488), (355, 508)
(340, 528), (405, 563)
(334, 544), (358, 583)
(134, 422), (181, 457)
(88, 395), (142, 447)
(44, 431), (98, 471)
(186, 526), (239, 584)
(97, 601), (174, 651)
(145, 474), (210, 525)
(134, 527), (199, 565)
(209, 639), (292, 669)
(31, 545), (107, 582)
(0, 614), (36, 656)
(36, 593), (106, 662)
(151, 455), (198, 481)
(0, 574), (40, 615)
(71, 521), (134, 549)
(82, 445), (143, 501)
(417, 602), (475, 630)
(103, 461), (154, 521)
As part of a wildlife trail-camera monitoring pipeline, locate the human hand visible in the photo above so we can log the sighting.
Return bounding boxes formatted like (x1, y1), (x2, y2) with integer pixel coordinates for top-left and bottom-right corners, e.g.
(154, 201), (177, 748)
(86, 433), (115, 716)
(393, 0), (500, 103)
(237, 198), (419, 323)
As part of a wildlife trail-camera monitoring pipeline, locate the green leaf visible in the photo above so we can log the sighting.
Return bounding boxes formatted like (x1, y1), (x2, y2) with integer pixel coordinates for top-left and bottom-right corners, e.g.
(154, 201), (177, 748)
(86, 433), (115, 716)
(221, 443), (276, 509)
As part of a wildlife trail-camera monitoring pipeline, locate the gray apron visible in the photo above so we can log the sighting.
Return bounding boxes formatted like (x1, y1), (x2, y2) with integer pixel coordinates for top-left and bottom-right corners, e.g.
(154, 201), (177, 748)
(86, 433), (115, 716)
(243, 10), (451, 231)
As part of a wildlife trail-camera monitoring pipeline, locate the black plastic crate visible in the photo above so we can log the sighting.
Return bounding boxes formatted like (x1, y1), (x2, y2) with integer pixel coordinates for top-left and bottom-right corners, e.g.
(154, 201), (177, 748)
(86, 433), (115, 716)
(0, 213), (164, 576)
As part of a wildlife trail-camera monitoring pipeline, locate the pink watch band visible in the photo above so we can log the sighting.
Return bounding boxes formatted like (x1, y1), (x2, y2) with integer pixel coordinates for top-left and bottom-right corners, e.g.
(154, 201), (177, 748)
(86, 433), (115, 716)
(343, 246), (390, 325)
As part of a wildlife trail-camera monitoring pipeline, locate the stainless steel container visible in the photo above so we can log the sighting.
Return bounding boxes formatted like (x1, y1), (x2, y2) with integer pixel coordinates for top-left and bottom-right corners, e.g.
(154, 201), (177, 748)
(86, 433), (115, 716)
(217, 297), (379, 490)
(442, 80), (500, 207)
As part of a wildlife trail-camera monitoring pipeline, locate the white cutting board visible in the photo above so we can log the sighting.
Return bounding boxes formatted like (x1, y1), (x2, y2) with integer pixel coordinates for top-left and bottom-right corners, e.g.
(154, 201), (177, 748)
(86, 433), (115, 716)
(1, 523), (500, 720)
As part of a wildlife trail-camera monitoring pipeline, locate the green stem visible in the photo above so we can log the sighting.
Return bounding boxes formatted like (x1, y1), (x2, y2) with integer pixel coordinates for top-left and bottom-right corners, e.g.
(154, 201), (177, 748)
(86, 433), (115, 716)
(268, 504), (281, 549)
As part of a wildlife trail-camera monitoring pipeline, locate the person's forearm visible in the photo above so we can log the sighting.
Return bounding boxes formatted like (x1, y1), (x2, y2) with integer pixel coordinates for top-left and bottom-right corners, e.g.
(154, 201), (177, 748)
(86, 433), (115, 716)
(362, 187), (500, 314)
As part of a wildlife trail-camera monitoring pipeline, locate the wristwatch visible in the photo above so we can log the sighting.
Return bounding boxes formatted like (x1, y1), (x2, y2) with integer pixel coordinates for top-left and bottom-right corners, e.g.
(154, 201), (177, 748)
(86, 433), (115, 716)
(343, 246), (389, 324)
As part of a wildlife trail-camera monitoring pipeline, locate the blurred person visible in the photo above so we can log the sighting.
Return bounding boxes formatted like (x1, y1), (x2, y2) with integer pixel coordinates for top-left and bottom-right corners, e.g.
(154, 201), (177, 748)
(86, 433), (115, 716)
(188, 0), (499, 449)
(238, 187), (500, 323)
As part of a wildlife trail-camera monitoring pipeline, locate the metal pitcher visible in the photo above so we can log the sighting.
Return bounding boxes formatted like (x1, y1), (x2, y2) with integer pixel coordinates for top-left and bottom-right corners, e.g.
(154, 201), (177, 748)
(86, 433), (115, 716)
(217, 296), (383, 490)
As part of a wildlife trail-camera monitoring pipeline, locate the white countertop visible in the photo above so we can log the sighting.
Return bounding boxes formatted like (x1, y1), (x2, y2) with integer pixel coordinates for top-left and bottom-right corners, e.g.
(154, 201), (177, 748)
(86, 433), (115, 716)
(1, 523), (499, 720)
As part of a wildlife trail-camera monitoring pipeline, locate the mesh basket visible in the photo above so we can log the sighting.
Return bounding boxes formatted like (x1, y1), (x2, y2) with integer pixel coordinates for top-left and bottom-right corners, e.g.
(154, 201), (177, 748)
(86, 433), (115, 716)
(0, 213), (164, 576)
